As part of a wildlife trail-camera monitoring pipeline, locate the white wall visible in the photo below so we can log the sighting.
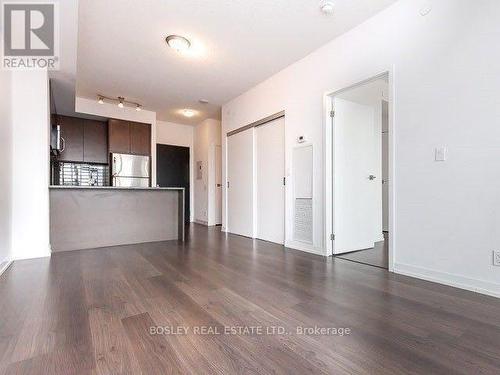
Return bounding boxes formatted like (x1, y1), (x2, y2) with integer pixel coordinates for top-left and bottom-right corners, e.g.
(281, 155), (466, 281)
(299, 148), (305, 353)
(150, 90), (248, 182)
(75, 96), (158, 186)
(194, 119), (221, 225)
(222, 0), (500, 297)
(156, 120), (195, 222)
(0, 69), (12, 268)
(11, 70), (51, 260)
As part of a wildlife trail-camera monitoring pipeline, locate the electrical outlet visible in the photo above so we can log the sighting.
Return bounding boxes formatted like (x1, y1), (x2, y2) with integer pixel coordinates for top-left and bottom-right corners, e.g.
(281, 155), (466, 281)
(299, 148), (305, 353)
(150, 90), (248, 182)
(493, 251), (500, 266)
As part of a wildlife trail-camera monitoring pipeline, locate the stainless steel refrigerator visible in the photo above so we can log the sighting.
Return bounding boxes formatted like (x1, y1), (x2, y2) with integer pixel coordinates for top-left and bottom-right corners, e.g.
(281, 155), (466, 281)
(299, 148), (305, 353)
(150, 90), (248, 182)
(111, 153), (150, 187)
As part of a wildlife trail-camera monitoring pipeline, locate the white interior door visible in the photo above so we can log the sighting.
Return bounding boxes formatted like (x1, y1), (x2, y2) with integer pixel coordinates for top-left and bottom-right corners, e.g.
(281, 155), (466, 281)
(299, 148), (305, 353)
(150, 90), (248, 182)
(215, 145), (222, 225)
(256, 118), (285, 244)
(334, 97), (378, 254)
(227, 130), (253, 237)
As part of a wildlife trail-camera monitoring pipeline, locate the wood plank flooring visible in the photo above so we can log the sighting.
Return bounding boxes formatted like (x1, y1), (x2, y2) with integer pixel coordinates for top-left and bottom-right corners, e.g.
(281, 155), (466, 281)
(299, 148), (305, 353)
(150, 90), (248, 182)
(336, 233), (389, 269)
(0, 224), (499, 374)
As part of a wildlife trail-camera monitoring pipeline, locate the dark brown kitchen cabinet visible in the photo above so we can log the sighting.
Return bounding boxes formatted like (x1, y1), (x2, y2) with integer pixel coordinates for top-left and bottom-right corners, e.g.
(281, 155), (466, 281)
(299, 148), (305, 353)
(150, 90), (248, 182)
(83, 120), (108, 163)
(108, 119), (131, 154)
(130, 122), (151, 155)
(56, 115), (84, 162)
(108, 119), (151, 155)
(54, 115), (108, 163)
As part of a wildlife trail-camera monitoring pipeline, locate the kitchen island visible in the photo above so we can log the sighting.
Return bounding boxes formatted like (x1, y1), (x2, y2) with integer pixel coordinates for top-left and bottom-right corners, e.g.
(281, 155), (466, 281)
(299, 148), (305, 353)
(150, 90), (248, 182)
(49, 186), (184, 252)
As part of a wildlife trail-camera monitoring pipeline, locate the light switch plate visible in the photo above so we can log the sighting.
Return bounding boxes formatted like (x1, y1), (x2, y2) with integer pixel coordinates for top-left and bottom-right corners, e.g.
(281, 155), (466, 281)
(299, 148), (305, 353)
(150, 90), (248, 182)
(493, 251), (500, 266)
(435, 147), (447, 161)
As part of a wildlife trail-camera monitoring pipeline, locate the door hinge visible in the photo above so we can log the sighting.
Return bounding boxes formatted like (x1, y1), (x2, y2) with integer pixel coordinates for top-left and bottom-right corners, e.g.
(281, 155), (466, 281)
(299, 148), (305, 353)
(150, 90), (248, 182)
(330, 234), (335, 241)
(227, 181), (230, 188)
(283, 177), (286, 186)
(330, 110), (335, 118)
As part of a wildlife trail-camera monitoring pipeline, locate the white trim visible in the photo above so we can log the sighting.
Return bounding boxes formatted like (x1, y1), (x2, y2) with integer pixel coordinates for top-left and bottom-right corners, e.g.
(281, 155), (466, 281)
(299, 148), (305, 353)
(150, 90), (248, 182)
(394, 263), (500, 299)
(13, 252), (51, 261)
(0, 260), (13, 277)
(285, 241), (325, 257)
(194, 219), (208, 226)
(323, 68), (396, 271)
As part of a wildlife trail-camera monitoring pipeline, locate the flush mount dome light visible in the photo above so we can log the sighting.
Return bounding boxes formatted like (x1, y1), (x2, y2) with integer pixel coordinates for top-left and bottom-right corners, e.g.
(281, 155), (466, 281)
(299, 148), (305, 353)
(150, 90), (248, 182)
(320, 0), (335, 15)
(166, 35), (191, 52)
(182, 109), (196, 118)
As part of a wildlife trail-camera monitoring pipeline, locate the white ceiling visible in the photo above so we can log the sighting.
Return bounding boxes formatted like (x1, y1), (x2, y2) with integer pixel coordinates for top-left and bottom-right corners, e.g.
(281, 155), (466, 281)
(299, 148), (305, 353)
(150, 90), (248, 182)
(75, 0), (397, 125)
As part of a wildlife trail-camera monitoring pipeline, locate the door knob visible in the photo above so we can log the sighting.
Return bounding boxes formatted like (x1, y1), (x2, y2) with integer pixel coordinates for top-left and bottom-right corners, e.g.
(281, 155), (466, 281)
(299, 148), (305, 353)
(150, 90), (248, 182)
(368, 175), (377, 180)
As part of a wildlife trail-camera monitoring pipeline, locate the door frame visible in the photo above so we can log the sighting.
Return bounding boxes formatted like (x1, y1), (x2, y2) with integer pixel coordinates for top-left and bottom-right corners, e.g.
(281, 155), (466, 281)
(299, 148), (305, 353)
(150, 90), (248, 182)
(323, 69), (396, 271)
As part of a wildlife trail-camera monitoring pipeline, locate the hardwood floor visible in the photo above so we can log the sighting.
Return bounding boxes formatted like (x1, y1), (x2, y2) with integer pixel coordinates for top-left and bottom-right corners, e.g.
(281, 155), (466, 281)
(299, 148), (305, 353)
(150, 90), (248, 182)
(336, 233), (389, 269)
(1, 224), (499, 374)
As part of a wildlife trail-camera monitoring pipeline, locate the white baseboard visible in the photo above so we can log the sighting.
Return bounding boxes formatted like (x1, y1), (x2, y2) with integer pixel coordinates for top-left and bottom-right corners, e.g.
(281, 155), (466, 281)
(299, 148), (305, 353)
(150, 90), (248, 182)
(394, 262), (500, 299)
(284, 241), (326, 257)
(13, 251), (51, 261)
(194, 220), (208, 226)
(0, 260), (13, 277)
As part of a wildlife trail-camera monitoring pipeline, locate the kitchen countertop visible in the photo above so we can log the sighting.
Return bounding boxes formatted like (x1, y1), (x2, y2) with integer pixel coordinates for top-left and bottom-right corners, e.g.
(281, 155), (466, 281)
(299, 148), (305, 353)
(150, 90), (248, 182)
(49, 185), (184, 191)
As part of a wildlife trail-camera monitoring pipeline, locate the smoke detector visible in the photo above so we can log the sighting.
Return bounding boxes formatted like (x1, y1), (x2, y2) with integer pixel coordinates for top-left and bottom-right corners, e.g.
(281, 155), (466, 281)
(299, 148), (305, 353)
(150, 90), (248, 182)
(320, 1), (335, 15)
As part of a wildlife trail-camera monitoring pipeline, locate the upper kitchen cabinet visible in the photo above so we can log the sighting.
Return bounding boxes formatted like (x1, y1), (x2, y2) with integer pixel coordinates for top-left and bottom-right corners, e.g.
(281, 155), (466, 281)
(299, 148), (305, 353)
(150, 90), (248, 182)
(54, 116), (108, 163)
(56, 115), (84, 162)
(108, 119), (151, 156)
(83, 120), (108, 163)
(130, 122), (151, 155)
(108, 119), (130, 154)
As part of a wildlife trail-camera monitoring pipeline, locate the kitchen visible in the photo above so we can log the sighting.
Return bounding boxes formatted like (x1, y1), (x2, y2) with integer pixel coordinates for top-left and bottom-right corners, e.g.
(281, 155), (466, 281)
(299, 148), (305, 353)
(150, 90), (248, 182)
(49, 110), (185, 252)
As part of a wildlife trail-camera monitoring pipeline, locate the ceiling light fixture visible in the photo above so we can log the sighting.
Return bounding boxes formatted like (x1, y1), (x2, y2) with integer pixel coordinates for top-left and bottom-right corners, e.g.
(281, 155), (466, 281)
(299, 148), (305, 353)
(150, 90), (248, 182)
(97, 95), (143, 110)
(182, 109), (196, 118)
(320, 0), (335, 15)
(166, 35), (191, 52)
(199, 99), (209, 104)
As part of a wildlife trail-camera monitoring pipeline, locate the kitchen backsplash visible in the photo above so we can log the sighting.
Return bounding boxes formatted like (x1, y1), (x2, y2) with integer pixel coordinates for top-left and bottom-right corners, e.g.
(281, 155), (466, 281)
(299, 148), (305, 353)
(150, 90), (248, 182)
(51, 161), (110, 187)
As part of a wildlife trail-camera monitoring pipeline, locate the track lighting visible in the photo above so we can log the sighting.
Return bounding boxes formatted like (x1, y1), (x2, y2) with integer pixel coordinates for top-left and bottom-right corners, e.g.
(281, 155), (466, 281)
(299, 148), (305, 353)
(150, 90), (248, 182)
(96, 94), (143, 111)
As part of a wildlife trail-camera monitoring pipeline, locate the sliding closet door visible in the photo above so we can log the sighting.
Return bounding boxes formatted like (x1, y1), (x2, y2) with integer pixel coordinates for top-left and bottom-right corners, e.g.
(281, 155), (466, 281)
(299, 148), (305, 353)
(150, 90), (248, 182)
(256, 118), (285, 244)
(227, 129), (254, 238)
